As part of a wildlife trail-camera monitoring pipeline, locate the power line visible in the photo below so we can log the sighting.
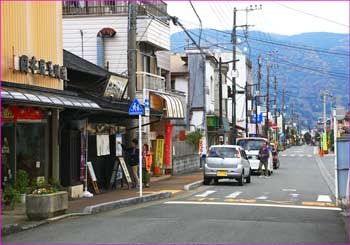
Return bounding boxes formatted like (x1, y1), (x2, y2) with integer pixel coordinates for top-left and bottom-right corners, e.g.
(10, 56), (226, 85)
(186, 29), (350, 80)
(208, 28), (349, 57)
(274, 2), (349, 28)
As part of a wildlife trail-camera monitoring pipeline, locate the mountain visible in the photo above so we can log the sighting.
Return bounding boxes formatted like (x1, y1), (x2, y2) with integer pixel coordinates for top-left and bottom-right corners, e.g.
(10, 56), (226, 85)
(171, 29), (350, 129)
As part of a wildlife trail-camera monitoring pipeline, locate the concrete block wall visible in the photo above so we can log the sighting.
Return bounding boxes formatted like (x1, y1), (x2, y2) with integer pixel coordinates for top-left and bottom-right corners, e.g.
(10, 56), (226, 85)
(172, 154), (200, 175)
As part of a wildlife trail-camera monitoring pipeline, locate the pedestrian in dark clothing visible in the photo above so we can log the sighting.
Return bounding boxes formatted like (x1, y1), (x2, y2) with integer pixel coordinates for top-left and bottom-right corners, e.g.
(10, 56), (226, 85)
(121, 139), (139, 188)
(258, 142), (270, 178)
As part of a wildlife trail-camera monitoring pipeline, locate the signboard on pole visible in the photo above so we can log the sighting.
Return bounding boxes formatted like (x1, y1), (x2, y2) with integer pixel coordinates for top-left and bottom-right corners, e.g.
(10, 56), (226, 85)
(128, 98), (144, 116)
(128, 98), (144, 197)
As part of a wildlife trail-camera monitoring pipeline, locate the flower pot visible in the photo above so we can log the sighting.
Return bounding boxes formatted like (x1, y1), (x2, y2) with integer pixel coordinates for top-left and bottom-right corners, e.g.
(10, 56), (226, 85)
(153, 166), (161, 176)
(20, 193), (26, 204)
(26, 191), (68, 221)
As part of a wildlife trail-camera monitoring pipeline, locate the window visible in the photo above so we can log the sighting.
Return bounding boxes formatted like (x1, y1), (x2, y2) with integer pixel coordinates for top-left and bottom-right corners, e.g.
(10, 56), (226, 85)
(209, 147), (239, 158)
(171, 80), (176, 90)
(237, 139), (265, 151)
(143, 55), (151, 73)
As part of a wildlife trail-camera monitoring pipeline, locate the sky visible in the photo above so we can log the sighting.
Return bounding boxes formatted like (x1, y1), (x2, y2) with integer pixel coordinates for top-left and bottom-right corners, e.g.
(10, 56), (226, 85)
(167, 1), (350, 35)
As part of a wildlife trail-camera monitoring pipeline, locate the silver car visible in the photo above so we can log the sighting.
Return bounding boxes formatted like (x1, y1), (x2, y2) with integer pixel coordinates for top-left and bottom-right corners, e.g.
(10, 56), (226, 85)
(204, 145), (251, 186)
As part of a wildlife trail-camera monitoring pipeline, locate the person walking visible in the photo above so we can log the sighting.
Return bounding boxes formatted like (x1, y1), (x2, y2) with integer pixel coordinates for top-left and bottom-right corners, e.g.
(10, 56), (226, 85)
(142, 144), (152, 188)
(122, 139), (139, 188)
(258, 142), (270, 178)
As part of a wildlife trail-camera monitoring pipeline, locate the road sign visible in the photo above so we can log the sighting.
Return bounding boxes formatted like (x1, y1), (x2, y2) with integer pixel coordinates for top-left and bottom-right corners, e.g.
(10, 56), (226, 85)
(144, 98), (150, 116)
(144, 99), (150, 109)
(128, 98), (144, 115)
(252, 113), (263, 123)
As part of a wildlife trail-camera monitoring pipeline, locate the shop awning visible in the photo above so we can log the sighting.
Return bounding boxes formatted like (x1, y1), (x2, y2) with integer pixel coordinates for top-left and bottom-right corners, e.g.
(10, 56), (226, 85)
(152, 92), (184, 119)
(1, 84), (101, 110)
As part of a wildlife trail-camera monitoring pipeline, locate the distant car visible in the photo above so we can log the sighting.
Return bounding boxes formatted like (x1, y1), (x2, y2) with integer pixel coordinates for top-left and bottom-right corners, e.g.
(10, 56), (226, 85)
(204, 145), (251, 186)
(270, 143), (280, 169)
(236, 137), (273, 175)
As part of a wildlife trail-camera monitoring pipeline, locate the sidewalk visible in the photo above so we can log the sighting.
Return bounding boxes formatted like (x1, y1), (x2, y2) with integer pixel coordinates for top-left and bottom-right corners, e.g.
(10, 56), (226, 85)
(2, 171), (203, 236)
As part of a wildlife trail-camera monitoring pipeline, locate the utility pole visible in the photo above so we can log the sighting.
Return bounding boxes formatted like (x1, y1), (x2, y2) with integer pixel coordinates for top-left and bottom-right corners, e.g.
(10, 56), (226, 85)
(323, 90), (328, 135)
(265, 65), (270, 139)
(232, 7), (237, 145)
(274, 76), (277, 142)
(127, 1), (137, 144)
(245, 84), (248, 137)
(256, 55), (261, 137)
(291, 103), (294, 126)
(219, 57), (223, 129)
(282, 89), (285, 135)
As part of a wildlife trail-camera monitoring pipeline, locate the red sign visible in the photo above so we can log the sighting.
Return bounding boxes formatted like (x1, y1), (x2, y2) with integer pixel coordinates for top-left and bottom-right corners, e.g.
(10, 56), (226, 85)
(2, 106), (43, 122)
(163, 123), (173, 167)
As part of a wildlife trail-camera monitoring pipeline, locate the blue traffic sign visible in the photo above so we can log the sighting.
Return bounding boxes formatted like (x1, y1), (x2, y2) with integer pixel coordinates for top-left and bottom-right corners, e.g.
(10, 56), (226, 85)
(144, 99), (150, 109)
(252, 113), (263, 123)
(128, 98), (144, 115)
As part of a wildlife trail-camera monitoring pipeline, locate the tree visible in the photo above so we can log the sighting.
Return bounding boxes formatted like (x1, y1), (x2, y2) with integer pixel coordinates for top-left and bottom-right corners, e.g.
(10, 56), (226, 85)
(304, 132), (312, 144)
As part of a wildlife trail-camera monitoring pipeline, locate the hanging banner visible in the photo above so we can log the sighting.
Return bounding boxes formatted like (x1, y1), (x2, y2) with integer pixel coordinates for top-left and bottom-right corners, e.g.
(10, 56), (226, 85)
(80, 126), (87, 182)
(156, 139), (164, 168)
(322, 133), (328, 151)
(2, 106), (42, 122)
(115, 133), (123, 156)
(164, 124), (173, 167)
(96, 134), (110, 156)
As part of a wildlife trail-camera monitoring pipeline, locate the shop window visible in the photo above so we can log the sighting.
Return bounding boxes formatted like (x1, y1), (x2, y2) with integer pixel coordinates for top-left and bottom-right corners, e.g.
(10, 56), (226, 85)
(1, 123), (16, 187)
(16, 123), (48, 181)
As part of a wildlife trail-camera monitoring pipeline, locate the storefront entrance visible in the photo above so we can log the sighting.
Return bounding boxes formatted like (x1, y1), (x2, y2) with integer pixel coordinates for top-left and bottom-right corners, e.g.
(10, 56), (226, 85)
(1, 106), (49, 187)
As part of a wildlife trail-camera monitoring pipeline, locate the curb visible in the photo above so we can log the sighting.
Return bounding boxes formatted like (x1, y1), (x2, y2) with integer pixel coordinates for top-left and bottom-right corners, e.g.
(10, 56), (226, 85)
(2, 213), (88, 237)
(83, 192), (172, 214)
(184, 180), (203, 191)
(2, 193), (171, 236)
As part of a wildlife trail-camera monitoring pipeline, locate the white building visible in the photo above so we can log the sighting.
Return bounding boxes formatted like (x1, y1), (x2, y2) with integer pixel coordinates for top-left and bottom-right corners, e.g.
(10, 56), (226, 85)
(63, 1), (185, 173)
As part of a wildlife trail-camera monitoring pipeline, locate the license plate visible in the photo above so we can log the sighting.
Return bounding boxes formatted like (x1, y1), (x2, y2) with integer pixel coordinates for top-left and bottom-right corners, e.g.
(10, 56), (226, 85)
(217, 170), (227, 177)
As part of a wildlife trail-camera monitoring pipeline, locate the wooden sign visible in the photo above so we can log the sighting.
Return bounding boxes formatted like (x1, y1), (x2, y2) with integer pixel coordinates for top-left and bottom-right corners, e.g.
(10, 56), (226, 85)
(109, 157), (132, 190)
(87, 162), (99, 194)
(118, 157), (132, 185)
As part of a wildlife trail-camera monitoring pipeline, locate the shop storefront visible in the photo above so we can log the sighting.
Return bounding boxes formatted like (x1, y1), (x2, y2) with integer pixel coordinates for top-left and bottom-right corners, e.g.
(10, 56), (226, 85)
(149, 91), (185, 175)
(1, 82), (100, 188)
(2, 106), (49, 186)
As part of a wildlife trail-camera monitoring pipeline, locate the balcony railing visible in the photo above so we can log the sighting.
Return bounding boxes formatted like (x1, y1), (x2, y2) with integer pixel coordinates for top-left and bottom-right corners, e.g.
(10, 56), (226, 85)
(63, 1), (168, 20)
(136, 72), (165, 92)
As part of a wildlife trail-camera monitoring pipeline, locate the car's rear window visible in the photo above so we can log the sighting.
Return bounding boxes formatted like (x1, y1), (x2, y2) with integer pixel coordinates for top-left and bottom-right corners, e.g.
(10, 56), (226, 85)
(237, 139), (266, 151)
(209, 147), (239, 158)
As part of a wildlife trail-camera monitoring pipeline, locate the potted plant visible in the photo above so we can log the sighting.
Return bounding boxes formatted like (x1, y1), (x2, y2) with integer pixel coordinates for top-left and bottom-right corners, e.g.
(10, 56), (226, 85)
(26, 179), (68, 221)
(15, 169), (29, 203)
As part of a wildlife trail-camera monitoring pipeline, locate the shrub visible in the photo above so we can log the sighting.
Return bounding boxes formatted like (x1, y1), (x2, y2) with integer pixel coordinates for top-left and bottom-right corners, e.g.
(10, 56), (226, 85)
(15, 169), (29, 194)
(185, 131), (202, 150)
(2, 184), (20, 208)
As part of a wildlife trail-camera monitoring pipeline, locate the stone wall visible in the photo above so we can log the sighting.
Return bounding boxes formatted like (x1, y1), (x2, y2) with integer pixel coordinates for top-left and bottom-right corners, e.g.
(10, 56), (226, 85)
(172, 154), (200, 175)
(172, 141), (200, 175)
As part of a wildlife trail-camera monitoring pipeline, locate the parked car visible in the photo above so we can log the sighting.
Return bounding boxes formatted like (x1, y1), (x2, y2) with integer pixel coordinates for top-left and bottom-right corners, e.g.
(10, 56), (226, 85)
(270, 143), (280, 169)
(204, 145), (251, 186)
(236, 137), (273, 175)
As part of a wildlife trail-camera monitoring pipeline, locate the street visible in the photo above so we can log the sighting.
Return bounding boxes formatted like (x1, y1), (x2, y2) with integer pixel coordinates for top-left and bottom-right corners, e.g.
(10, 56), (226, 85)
(3, 146), (348, 244)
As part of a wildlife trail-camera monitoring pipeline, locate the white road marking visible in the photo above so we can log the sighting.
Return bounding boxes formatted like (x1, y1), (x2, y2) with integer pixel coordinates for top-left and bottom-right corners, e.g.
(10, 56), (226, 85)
(290, 154), (295, 157)
(195, 190), (216, 197)
(282, 189), (296, 192)
(255, 196), (268, 200)
(225, 191), (242, 199)
(281, 154), (287, 157)
(164, 201), (341, 211)
(298, 154), (304, 157)
(307, 154), (313, 157)
(289, 193), (300, 197)
(317, 195), (332, 202)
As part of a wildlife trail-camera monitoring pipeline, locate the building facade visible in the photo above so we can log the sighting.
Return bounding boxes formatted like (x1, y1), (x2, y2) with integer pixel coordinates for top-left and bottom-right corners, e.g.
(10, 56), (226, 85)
(62, 1), (185, 175)
(2, 1), (64, 186)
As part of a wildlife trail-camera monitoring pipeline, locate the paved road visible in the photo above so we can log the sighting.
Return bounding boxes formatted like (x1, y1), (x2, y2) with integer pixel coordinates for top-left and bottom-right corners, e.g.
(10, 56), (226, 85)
(3, 146), (348, 244)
